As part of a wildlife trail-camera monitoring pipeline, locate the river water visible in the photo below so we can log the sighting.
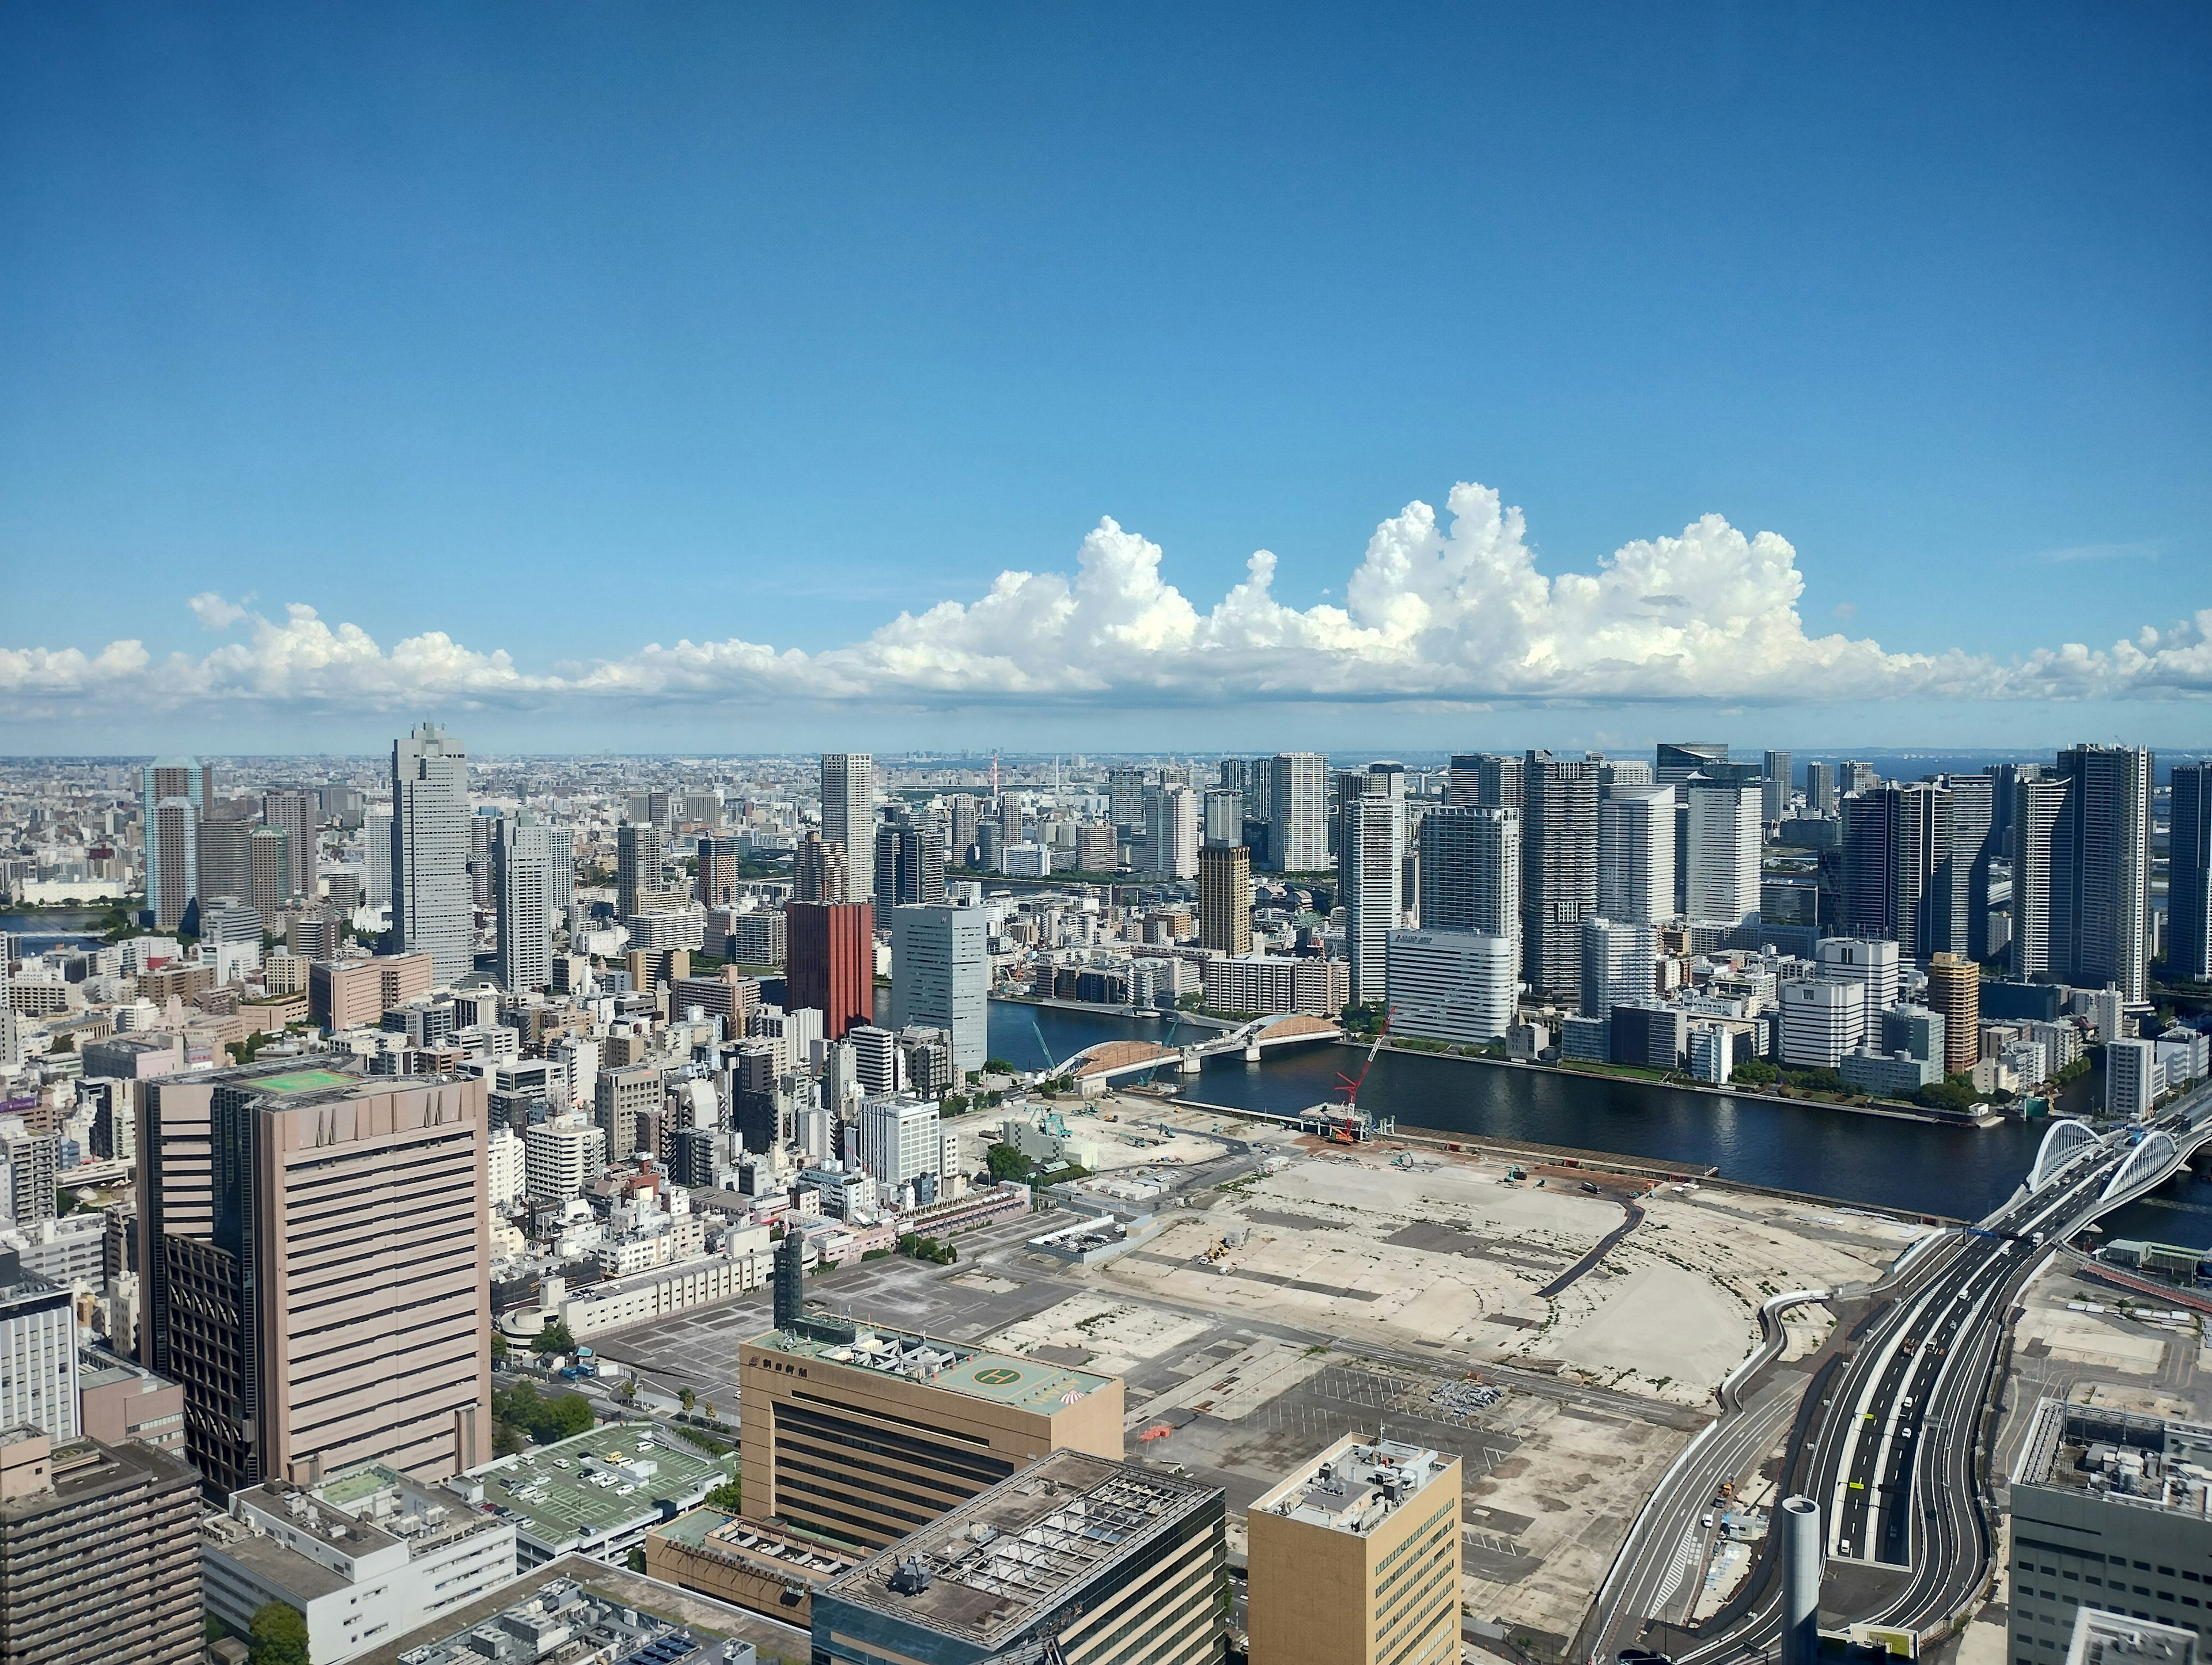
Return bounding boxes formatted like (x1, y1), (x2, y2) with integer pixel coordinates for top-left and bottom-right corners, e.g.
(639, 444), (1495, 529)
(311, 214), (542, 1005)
(987, 1000), (2066, 1223)
(0, 911), (107, 951)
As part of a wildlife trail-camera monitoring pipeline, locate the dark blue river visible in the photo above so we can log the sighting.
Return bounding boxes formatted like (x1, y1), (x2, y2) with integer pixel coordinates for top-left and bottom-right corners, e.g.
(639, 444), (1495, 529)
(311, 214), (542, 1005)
(987, 1000), (2068, 1223)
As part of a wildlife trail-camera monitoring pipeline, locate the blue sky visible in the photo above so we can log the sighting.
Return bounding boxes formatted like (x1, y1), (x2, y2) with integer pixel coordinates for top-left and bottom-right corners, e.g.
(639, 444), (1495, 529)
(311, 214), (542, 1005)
(2, 2), (2207, 754)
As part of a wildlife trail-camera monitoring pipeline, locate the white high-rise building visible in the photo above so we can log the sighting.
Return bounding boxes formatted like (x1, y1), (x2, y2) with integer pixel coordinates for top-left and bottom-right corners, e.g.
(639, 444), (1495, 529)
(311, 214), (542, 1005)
(1144, 783), (1200, 879)
(0, 1258), (79, 1440)
(1580, 917), (1658, 1024)
(1386, 929), (1516, 1045)
(821, 754), (877, 903)
(854, 1096), (942, 1192)
(391, 724), (472, 984)
(2106, 1037), (2157, 1118)
(1416, 806), (1518, 939)
(1268, 752), (1329, 873)
(1779, 978), (1867, 1068)
(1597, 785), (1675, 926)
(1202, 789), (1244, 847)
(1685, 779), (1761, 928)
(1339, 795), (1404, 1008)
(890, 905), (990, 1075)
(487, 1125), (525, 1209)
(1817, 936), (1900, 1015)
(493, 812), (563, 993)
(849, 1025), (902, 1097)
(523, 1117), (605, 1205)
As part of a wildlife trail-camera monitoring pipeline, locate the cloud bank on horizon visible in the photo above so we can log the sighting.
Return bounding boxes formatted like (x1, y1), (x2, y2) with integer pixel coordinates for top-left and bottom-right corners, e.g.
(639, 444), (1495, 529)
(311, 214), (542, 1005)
(5, 481), (2208, 719)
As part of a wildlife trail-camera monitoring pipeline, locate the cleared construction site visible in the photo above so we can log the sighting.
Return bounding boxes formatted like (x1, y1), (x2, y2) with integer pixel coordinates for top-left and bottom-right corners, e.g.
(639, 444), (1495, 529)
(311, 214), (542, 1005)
(954, 1090), (1945, 1648)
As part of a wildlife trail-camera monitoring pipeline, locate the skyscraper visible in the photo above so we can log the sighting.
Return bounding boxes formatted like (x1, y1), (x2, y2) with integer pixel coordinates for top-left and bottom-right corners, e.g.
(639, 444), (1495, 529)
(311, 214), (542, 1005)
(1655, 742), (1728, 786)
(1926, 951), (1981, 1078)
(2010, 775), (2070, 984)
(1805, 760), (1837, 817)
(696, 834), (743, 908)
(1581, 916), (1658, 1023)
(140, 757), (212, 931)
(1202, 788), (1244, 846)
(820, 754), (876, 902)
(1685, 777), (1762, 928)
(1941, 773), (1996, 961)
(391, 724), (472, 984)
(1842, 783), (1952, 956)
(1521, 752), (1599, 999)
(247, 824), (290, 921)
(615, 820), (664, 921)
(261, 788), (318, 900)
(2172, 763), (2212, 983)
(141, 1063), (492, 1496)
(1106, 767), (1148, 833)
(890, 904), (989, 1075)
(794, 829), (850, 902)
(1198, 843), (1252, 955)
(1761, 750), (1793, 823)
(1471, 753), (1524, 813)
(1446, 753), (1485, 809)
(1417, 805), (1519, 938)
(787, 901), (874, 1038)
(1596, 785), (1674, 927)
(1268, 752), (1329, 873)
(366, 808), (393, 908)
(1339, 794), (1404, 1008)
(1143, 782), (1200, 879)
(494, 812), (561, 992)
(873, 815), (947, 907)
(2051, 744), (2153, 1002)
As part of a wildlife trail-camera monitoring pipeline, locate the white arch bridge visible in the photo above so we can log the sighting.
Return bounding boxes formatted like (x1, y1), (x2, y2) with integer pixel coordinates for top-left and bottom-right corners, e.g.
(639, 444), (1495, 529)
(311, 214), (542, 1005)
(2029, 1116), (2188, 1207)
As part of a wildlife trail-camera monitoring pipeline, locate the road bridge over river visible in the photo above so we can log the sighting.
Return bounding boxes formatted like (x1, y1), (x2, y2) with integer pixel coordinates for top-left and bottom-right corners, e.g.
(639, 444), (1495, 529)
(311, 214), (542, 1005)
(1060, 1011), (1340, 1085)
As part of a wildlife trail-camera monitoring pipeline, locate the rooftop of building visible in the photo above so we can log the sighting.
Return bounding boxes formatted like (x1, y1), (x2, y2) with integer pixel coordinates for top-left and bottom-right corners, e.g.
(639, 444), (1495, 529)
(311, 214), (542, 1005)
(819, 1450), (1217, 1647)
(381, 1573), (713, 1665)
(0, 1253), (66, 1314)
(1249, 1435), (1457, 1537)
(464, 1422), (735, 1548)
(650, 1505), (862, 1584)
(0, 1429), (197, 1522)
(2018, 1398), (2212, 1518)
(747, 1319), (1115, 1416)
(355, 1557), (761, 1665)
(2068, 1608), (2198, 1665)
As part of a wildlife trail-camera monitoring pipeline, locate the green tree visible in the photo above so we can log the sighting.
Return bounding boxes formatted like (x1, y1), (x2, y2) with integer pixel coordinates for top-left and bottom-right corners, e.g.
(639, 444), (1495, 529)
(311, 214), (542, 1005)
(490, 1329), (509, 1364)
(627, 1547), (647, 1572)
(983, 1057), (1017, 1076)
(531, 1319), (578, 1356)
(679, 1386), (697, 1413)
(248, 1600), (310, 1665)
(986, 1143), (1035, 1183)
(704, 1478), (743, 1512)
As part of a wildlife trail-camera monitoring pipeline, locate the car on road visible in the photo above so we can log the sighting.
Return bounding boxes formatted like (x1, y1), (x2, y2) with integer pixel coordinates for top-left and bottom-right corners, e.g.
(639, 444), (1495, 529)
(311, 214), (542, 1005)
(1700, 1513), (1714, 1529)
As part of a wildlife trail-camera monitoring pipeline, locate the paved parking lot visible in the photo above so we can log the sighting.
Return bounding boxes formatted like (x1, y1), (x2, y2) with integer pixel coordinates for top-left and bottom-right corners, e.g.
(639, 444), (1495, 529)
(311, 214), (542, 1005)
(593, 1212), (1073, 1411)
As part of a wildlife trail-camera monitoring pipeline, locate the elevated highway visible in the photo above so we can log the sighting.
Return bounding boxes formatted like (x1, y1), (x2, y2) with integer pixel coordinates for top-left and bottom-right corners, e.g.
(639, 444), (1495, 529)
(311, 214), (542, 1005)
(1584, 1083), (2212, 1663)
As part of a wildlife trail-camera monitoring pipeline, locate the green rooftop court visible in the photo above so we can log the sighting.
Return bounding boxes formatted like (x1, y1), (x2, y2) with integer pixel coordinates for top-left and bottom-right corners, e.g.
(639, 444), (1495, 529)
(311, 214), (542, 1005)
(468, 1422), (735, 1553)
(252, 1068), (358, 1094)
(751, 1321), (1113, 1415)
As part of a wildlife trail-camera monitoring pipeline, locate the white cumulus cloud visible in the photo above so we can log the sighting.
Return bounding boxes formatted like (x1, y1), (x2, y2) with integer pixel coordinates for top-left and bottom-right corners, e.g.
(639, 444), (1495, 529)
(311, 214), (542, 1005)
(5, 479), (2208, 722)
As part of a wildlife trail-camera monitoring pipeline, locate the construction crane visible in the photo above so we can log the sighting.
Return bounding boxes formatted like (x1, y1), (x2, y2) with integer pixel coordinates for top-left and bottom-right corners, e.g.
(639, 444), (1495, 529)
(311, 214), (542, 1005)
(1338, 1007), (1391, 1106)
(1029, 1016), (1058, 1073)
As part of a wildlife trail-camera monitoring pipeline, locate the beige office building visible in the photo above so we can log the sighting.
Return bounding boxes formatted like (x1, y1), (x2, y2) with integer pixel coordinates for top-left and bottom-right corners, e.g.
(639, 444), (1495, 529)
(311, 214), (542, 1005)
(309, 951), (435, 1032)
(1199, 842), (1253, 955)
(738, 1321), (1122, 1549)
(140, 1062), (491, 1497)
(1247, 1435), (1463, 1665)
